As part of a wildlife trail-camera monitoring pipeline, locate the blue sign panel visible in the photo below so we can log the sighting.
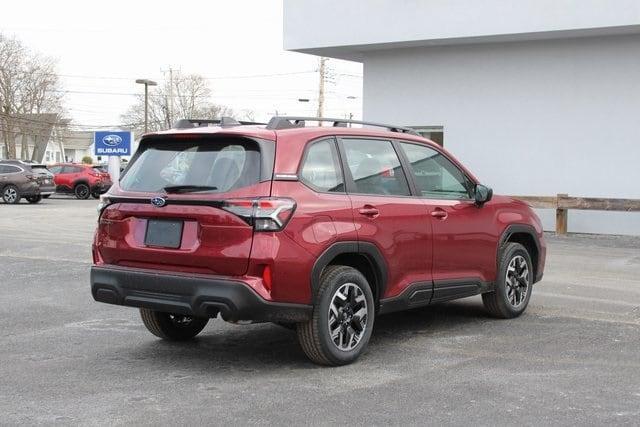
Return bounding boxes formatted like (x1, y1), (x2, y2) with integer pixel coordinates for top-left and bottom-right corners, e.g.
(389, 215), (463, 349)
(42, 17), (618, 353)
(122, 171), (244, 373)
(94, 131), (132, 156)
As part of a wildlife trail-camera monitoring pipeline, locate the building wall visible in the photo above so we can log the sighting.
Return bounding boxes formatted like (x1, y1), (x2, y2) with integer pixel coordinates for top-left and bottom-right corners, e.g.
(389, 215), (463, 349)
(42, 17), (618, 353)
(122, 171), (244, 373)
(284, 0), (640, 58)
(363, 34), (640, 235)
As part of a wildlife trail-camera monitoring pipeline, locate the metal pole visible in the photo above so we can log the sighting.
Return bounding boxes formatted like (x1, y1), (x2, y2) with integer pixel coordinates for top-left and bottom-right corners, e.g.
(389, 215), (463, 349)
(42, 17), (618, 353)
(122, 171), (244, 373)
(144, 83), (149, 133)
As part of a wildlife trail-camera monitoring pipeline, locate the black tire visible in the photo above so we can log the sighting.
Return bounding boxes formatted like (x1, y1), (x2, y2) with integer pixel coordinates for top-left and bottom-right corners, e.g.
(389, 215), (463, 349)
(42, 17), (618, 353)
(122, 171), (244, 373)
(2, 185), (21, 204)
(42, 195), (51, 199)
(139, 308), (209, 341)
(74, 183), (90, 199)
(483, 242), (533, 319)
(297, 265), (375, 366)
(26, 195), (42, 204)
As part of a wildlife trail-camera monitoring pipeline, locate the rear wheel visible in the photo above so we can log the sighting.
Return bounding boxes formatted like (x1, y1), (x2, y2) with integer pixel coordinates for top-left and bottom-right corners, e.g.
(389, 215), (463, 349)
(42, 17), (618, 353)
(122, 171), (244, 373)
(140, 308), (209, 341)
(483, 242), (533, 318)
(26, 195), (42, 204)
(297, 265), (375, 366)
(2, 185), (21, 204)
(42, 195), (51, 199)
(74, 183), (90, 199)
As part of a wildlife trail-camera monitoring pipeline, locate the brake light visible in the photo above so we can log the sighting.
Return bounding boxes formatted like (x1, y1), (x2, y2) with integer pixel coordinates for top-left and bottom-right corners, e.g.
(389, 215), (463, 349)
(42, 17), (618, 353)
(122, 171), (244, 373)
(222, 198), (296, 231)
(25, 174), (37, 181)
(89, 169), (101, 177)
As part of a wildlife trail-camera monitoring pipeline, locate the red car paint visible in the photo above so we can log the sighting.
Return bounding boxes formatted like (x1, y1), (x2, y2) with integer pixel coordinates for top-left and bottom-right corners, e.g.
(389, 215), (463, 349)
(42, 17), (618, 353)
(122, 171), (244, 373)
(92, 125), (546, 307)
(50, 163), (112, 198)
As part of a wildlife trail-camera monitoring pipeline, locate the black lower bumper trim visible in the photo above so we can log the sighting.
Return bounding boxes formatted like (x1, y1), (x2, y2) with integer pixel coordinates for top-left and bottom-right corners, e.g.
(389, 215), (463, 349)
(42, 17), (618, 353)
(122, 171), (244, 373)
(91, 266), (311, 323)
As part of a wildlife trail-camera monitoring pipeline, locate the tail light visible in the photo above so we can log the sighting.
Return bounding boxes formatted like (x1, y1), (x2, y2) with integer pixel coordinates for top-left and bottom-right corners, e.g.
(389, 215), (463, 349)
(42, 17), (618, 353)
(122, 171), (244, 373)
(222, 197), (296, 231)
(25, 174), (37, 181)
(89, 169), (101, 177)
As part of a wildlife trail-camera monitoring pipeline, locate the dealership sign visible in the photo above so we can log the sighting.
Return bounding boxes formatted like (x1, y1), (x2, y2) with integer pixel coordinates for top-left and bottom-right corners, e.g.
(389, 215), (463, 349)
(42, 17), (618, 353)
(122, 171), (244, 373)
(94, 131), (132, 156)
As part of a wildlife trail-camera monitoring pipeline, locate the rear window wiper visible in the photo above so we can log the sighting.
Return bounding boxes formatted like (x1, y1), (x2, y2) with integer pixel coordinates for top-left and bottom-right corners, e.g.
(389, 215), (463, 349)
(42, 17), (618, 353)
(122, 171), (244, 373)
(162, 185), (218, 194)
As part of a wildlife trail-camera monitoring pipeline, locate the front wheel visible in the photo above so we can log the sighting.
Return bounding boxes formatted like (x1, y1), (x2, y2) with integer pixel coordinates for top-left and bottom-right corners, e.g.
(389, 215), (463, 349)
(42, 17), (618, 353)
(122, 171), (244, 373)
(140, 308), (209, 341)
(297, 265), (375, 366)
(26, 195), (42, 204)
(483, 242), (533, 318)
(74, 183), (90, 199)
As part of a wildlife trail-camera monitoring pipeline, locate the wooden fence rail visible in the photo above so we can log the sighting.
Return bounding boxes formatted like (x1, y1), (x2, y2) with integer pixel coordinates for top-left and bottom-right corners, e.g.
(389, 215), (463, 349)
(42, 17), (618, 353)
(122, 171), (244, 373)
(511, 194), (640, 235)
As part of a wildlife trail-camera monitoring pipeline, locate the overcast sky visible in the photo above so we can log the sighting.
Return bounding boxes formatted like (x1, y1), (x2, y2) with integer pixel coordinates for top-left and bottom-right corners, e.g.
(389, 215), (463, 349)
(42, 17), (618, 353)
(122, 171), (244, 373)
(0, 0), (363, 130)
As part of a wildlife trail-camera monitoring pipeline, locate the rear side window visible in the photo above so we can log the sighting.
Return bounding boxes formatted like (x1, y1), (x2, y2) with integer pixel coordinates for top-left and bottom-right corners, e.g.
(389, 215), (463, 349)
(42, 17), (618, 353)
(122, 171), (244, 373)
(0, 165), (20, 174)
(48, 166), (63, 174)
(120, 138), (261, 193)
(342, 138), (410, 196)
(300, 139), (344, 192)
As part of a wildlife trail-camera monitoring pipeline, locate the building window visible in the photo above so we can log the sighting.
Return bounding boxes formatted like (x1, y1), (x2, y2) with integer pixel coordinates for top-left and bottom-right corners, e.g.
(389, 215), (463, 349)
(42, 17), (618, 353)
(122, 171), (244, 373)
(409, 126), (444, 146)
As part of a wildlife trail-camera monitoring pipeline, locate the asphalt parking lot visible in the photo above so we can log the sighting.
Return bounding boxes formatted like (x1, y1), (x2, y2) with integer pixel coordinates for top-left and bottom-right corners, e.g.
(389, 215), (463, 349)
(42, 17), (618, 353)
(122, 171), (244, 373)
(1, 197), (639, 425)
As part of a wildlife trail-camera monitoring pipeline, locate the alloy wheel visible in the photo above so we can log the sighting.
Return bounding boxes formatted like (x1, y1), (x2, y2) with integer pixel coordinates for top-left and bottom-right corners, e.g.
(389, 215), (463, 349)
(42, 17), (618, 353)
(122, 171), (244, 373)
(327, 282), (368, 351)
(505, 255), (529, 308)
(4, 188), (17, 203)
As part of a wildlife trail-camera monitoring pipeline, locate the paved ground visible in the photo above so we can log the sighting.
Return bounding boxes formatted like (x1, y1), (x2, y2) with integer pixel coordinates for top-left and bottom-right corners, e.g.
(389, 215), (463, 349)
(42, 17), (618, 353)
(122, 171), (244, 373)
(1, 197), (639, 426)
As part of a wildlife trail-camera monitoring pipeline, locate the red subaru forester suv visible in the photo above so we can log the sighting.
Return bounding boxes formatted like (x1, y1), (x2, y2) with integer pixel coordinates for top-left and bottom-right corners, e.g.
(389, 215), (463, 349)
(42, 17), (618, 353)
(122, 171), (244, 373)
(91, 117), (546, 366)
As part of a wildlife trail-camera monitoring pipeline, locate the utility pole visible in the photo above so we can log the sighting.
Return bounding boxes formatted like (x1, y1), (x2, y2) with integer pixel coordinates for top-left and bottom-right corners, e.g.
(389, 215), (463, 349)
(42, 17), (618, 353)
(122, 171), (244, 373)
(168, 68), (174, 126)
(135, 79), (157, 133)
(317, 57), (326, 123)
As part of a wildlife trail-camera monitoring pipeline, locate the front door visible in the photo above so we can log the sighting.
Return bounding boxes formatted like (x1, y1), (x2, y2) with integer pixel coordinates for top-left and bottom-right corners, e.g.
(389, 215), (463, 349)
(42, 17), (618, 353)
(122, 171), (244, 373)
(398, 141), (496, 303)
(339, 137), (433, 302)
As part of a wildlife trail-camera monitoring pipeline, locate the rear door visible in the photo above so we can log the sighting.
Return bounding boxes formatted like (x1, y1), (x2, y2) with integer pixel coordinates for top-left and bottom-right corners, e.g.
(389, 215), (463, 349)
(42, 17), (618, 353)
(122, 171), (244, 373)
(338, 137), (433, 301)
(96, 135), (272, 276)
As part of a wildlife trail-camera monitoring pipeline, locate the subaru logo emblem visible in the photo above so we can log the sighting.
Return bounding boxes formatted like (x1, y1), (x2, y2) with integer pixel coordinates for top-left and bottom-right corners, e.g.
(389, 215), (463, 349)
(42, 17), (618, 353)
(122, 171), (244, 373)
(151, 197), (167, 207)
(102, 134), (122, 147)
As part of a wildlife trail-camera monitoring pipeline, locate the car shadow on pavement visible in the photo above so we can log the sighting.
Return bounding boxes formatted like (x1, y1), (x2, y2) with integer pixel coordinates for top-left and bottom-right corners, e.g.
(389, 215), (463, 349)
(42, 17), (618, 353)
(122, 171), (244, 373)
(122, 298), (494, 371)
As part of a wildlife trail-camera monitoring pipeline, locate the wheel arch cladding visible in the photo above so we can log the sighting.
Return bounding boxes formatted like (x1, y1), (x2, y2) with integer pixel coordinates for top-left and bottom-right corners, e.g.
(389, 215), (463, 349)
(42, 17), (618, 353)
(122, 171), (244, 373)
(499, 224), (540, 282)
(311, 241), (388, 304)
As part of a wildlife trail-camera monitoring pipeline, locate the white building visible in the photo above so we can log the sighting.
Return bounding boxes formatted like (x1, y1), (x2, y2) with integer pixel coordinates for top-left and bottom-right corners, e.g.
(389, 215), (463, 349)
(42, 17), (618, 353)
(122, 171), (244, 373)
(283, 0), (640, 235)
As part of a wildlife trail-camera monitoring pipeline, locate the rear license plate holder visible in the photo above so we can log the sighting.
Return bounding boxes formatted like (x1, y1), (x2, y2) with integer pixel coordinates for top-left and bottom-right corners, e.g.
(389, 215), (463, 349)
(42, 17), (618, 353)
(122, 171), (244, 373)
(144, 219), (183, 249)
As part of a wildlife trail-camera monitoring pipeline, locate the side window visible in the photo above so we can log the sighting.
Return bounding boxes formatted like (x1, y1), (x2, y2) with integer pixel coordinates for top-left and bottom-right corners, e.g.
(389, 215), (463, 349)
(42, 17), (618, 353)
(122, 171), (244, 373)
(48, 166), (62, 174)
(400, 142), (471, 199)
(342, 138), (410, 196)
(300, 139), (344, 192)
(2, 165), (20, 174)
(0, 165), (7, 174)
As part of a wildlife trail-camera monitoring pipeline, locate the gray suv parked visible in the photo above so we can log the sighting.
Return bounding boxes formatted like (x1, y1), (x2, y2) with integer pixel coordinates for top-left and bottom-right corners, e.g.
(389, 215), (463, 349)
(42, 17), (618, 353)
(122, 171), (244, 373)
(0, 161), (55, 204)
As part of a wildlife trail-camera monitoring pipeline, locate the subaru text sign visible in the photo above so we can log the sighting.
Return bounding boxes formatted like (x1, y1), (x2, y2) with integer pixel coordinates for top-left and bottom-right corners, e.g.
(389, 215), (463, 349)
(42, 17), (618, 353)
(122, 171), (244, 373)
(94, 131), (132, 156)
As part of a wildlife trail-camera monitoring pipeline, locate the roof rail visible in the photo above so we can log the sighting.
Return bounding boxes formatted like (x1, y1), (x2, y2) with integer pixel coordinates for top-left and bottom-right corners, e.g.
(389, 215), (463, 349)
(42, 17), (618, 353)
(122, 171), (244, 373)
(173, 117), (267, 129)
(266, 116), (420, 136)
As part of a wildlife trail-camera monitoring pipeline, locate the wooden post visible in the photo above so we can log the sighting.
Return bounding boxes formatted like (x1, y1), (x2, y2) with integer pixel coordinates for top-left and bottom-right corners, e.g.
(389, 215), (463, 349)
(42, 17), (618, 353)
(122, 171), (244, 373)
(556, 193), (568, 235)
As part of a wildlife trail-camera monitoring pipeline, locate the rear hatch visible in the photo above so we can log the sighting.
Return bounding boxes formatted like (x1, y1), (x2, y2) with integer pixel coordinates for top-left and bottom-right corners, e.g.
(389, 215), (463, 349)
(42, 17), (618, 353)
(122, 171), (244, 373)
(92, 165), (111, 182)
(28, 164), (54, 187)
(95, 134), (278, 276)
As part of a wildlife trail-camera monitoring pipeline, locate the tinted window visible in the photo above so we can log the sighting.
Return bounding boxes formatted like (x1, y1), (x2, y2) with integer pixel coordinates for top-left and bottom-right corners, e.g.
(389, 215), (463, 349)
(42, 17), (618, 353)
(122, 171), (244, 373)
(342, 139), (410, 196)
(0, 165), (21, 174)
(120, 138), (261, 193)
(400, 142), (471, 199)
(300, 139), (344, 192)
(48, 165), (63, 174)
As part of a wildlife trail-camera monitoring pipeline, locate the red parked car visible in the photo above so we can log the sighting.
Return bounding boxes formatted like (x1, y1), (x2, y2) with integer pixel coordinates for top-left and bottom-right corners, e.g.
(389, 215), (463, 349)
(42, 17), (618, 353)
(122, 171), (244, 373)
(48, 163), (112, 199)
(91, 117), (546, 365)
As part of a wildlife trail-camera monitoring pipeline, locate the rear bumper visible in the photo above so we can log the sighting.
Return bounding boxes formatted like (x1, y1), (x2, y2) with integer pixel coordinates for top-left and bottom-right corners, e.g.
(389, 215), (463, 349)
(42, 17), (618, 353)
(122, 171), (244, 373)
(91, 265), (311, 323)
(91, 182), (112, 194)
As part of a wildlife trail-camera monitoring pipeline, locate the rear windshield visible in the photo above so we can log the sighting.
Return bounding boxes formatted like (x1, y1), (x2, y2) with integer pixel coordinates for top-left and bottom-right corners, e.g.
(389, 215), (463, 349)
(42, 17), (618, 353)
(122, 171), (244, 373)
(120, 138), (261, 193)
(30, 165), (52, 175)
(92, 166), (108, 173)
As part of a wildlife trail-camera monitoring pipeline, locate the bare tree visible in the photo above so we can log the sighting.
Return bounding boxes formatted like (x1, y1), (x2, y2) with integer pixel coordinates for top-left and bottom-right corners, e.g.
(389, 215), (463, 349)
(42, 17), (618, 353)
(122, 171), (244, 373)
(0, 32), (65, 159)
(121, 71), (251, 136)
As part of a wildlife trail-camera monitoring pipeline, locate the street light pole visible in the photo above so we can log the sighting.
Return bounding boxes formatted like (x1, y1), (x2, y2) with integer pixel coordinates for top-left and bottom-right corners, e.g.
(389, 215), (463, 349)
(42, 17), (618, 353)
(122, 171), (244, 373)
(135, 79), (157, 133)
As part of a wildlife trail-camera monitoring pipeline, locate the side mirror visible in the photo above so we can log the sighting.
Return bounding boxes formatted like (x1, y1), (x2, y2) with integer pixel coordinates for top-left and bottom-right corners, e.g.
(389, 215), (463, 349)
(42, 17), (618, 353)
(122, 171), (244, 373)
(474, 184), (493, 206)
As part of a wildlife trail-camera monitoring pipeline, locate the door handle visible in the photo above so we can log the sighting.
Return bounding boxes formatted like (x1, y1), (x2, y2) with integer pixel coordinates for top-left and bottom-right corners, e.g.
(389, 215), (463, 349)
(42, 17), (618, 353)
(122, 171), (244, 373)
(358, 205), (379, 218)
(431, 208), (448, 219)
